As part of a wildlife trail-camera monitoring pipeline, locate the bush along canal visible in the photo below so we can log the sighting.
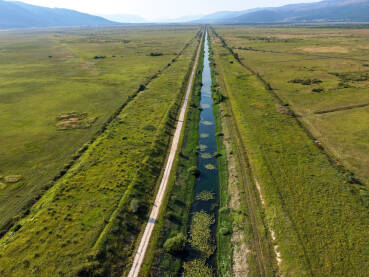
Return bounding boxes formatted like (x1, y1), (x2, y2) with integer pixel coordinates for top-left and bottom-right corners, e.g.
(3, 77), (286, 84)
(182, 30), (220, 276)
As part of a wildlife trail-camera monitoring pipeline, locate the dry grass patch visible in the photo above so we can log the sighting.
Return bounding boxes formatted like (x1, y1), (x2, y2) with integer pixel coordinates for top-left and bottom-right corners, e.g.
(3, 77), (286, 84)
(299, 46), (349, 53)
(56, 112), (97, 130)
(4, 175), (22, 183)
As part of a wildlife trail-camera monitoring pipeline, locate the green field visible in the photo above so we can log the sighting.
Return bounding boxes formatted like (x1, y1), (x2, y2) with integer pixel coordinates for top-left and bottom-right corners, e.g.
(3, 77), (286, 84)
(213, 26), (369, 185)
(0, 26), (199, 235)
(1, 23), (369, 277)
(0, 26), (201, 276)
(210, 26), (369, 276)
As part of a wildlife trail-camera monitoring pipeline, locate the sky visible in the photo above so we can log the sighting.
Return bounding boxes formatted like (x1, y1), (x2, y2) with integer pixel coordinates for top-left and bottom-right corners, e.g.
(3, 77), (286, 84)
(12, 0), (322, 20)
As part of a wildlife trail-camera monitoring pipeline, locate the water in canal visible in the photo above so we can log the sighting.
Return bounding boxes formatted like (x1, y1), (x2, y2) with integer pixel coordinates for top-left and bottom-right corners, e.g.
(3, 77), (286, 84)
(184, 30), (220, 274)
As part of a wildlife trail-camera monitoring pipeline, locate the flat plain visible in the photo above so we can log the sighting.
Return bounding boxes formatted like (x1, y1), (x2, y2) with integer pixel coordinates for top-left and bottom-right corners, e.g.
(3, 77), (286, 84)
(1, 23), (368, 277)
(0, 26), (201, 276)
(210, 26), (369, 276)
(213, 26), (369, 184)
(0, 26), (199, 234)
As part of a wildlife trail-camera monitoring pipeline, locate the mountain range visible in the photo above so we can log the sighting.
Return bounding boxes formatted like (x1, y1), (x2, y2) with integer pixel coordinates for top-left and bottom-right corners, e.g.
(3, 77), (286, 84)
(1, 0), (369, 29)
(0, 0), (114, 29)
(197, 0), (369, 24)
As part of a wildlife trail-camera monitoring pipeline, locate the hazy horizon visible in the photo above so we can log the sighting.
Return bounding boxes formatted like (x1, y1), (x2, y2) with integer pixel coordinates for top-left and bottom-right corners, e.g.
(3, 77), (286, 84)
(7, 0), (322, 21)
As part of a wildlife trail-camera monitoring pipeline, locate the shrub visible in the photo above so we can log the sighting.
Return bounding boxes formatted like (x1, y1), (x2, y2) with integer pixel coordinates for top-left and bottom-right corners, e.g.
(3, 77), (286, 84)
(219, 227), (232, 236)
(163, 233), (186, 254)
(167, 211), (178, 222)
(138, 84), (146, 91)
(312, 88), (324, 93)
(218, 207), (228, 214)
(289, 78), (322, 85)
(150, 52), (163, 57)
(143, 125), (156, 131)
(129, 199), (140, 213)
(188, 166), (201, 177)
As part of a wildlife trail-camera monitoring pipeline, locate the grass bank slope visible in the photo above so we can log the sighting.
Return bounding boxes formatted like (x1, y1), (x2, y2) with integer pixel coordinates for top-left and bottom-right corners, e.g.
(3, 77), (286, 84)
(210, 27), (369, 277)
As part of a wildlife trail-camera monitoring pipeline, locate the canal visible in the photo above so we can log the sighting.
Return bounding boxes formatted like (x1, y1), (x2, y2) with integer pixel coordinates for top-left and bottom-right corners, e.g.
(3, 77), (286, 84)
(184, 29), (220, 275)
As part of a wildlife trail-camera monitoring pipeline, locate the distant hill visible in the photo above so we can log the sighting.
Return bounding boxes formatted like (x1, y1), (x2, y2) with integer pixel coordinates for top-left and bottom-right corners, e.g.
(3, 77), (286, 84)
(100, 14), (148, 24)
(194, 8), (262, 23)
(200, 0), (369, 24)
(0, 0), (115, 29)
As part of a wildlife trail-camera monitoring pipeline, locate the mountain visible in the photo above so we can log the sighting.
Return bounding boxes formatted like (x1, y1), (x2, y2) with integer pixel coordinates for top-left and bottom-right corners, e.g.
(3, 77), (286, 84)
(100, 14), (148, 24)
(0, 0), (115, 29)
(193, 8), (263, 23)
(220, 0), (369, 24)
(154, 14), (205, 23)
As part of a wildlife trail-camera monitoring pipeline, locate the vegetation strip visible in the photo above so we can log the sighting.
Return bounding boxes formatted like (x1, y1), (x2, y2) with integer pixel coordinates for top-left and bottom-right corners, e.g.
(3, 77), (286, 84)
(211, 26), (369, 276)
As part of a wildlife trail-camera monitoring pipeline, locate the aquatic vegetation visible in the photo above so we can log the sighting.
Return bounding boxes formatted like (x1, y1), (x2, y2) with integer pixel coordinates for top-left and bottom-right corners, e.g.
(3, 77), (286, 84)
(189, 210), (216, 258)
(196, 191), (215, 201)
(201, 120), (213, 126)
(200, 153), (213, 159)
(205, 164), (216, 170)
(183, 259), (213, 277)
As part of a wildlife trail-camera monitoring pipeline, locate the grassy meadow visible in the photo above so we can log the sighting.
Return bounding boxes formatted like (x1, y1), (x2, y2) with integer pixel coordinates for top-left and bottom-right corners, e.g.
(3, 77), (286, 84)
(0, 26), (198, 233)
(213, 25), (369, 185)
(0, 26), (201, 276)
(210, 26), (369, 276)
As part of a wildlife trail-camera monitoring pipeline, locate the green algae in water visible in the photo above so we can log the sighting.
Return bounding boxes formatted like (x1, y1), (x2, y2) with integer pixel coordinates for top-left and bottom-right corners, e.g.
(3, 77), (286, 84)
(201, 153), (212, 159)
(201, 104), (210, 109)
(183, 259), (213, 277)
(205, 164), (216, 170)
(198, 144), (208, 151)
(201, 121), (213, 126)
(200, 133), (209, 138)
(189, 211), (215, 258)
(196, 191), (215, 201)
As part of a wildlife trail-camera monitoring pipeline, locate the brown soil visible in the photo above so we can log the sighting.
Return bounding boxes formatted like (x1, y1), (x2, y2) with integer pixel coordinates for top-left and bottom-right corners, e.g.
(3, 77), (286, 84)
(4, 175), (22, 183)
(299, 46), (349, 53)
(56, 112), (97, 130)
(219, 101), (250, 277)
(276, 104), (290, 115)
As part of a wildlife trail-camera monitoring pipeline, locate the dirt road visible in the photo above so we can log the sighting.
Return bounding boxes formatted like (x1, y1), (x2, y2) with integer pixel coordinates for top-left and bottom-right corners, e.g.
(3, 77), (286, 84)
(127, 30), (204, 277)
